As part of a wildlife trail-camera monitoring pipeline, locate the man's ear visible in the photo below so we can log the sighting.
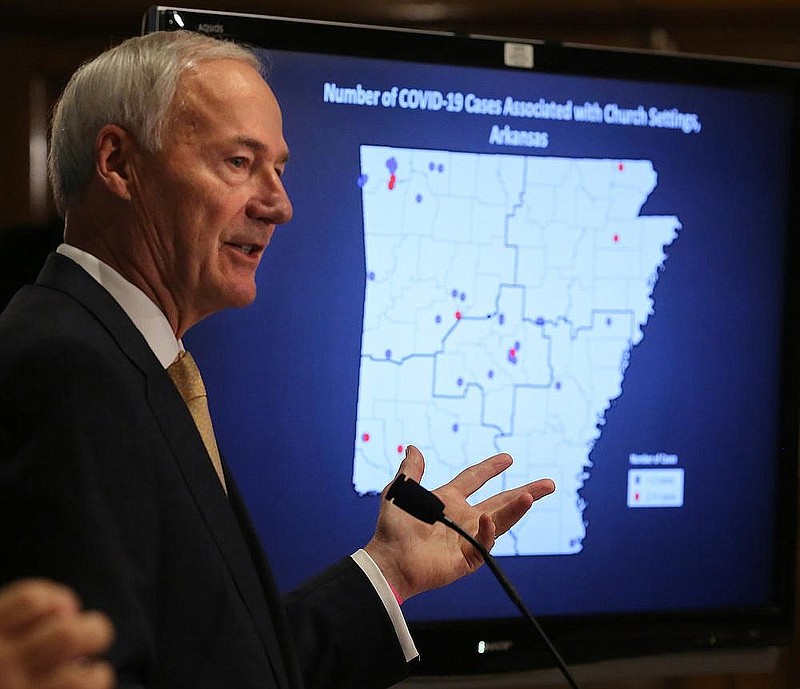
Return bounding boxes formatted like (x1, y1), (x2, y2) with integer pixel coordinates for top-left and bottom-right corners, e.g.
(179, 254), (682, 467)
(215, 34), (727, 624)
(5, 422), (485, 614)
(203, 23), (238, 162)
(95, 124), (137, 201)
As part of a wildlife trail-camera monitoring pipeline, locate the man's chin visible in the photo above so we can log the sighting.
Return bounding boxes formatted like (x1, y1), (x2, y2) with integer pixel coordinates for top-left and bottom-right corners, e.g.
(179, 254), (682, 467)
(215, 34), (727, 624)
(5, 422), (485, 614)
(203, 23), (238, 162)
(228, 283), (258, 309)
(198, 277), (258, 320)
(218, 293), (255, 312)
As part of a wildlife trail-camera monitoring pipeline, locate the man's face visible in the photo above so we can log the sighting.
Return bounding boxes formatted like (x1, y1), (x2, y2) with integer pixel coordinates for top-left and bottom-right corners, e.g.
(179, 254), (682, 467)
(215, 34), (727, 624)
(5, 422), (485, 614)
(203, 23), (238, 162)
(129, 58), (293, 330)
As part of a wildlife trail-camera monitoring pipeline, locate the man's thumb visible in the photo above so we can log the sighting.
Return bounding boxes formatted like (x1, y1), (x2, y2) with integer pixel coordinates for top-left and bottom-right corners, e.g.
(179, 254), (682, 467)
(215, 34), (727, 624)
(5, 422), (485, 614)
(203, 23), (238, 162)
(396, 444), (424, 483)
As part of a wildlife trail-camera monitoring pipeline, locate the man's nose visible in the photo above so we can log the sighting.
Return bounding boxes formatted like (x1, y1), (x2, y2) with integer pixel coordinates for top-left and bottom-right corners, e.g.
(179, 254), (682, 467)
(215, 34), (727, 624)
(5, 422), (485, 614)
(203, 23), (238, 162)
(248, 173), (293, 225)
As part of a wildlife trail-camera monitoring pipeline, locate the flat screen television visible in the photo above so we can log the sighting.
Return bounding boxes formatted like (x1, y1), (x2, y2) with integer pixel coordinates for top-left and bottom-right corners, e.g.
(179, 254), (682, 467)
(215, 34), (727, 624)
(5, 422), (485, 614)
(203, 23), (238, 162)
(145, 6), (800, 681)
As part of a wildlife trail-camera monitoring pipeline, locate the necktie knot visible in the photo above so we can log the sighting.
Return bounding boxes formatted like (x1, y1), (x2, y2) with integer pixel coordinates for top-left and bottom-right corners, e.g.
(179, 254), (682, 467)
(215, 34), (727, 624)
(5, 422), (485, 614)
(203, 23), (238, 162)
(167, 350), (227, 493)
(168, 350), (207, 403)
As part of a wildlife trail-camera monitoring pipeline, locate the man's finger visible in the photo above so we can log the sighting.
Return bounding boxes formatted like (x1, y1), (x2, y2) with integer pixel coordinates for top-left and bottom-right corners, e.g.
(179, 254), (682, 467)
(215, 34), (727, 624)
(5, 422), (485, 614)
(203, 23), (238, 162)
(476, 478), (555, 514)
(392, 444), (425, 485)
(38, 660), (116, 689)
(19, 611), (114, 676)
(490, 492), (537, 537)
(475, 512), (496, 552)
(442, 452), (513, 498)
(0, 580), (79, 635)
(477, 479), (555, 535)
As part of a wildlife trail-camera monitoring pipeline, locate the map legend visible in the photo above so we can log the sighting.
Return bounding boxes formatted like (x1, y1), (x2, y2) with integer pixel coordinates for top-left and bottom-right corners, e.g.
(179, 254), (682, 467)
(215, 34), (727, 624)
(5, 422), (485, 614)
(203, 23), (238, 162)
(627, 468), (685, 508)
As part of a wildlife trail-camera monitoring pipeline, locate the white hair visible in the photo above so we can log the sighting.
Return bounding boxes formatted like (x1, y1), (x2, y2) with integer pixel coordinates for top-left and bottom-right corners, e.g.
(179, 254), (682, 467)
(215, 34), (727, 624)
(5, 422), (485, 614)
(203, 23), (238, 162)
(48, 30), (261, 214)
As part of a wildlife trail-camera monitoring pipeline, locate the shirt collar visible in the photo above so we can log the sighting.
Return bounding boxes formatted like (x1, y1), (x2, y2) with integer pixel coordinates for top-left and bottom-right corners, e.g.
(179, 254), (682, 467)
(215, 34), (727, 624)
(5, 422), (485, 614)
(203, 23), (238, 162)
(56, 243), (182, 368)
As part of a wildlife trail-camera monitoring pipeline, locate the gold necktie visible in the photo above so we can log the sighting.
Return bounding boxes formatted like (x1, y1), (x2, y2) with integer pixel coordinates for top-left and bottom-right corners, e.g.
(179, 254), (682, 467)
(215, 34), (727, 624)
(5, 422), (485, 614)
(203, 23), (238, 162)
(167, 350), (227, 493)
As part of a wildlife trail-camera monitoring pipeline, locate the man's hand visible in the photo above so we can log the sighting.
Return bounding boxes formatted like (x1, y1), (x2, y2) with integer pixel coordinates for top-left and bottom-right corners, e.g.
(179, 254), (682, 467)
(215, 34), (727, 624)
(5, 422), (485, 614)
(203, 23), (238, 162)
(364, 445), (555, 602)
(0, 579), (115, 689)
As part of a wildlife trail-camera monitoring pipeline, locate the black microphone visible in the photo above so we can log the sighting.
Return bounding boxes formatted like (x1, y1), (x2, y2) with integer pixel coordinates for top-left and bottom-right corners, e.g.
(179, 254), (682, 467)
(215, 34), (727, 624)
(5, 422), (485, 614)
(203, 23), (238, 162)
(385, 472), (445, 524)
(385, 473), (583, 689)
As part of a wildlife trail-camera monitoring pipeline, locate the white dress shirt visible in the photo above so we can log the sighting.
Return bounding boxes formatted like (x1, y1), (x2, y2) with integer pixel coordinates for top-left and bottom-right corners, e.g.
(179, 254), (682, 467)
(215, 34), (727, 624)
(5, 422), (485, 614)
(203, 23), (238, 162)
(56, 243), (418, 662)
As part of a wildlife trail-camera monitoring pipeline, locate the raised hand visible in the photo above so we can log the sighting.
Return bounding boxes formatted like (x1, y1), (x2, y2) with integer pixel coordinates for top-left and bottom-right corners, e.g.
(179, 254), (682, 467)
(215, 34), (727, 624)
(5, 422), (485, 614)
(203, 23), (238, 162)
(364, 445), (555, 602)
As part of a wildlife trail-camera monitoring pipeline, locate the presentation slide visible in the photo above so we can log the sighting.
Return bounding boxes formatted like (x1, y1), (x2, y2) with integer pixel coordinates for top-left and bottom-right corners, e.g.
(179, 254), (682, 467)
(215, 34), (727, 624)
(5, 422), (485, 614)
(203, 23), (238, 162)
(187, 48), (791, 620)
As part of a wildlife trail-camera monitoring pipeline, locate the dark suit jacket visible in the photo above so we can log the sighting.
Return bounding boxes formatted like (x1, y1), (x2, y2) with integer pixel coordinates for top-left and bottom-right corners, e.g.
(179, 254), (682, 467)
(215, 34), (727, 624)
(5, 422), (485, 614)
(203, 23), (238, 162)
(0, 253), (410, 689)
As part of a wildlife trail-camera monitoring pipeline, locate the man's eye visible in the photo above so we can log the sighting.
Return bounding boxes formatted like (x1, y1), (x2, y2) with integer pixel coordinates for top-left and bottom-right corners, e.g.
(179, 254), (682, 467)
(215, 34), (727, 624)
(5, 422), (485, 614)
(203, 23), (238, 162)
(229, 157), (249, 169)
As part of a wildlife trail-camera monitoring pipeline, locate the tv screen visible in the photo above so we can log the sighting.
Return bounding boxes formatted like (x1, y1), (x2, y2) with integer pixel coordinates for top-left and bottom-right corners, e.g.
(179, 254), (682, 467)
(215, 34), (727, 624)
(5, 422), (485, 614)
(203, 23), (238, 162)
(145, 6), (800, 678)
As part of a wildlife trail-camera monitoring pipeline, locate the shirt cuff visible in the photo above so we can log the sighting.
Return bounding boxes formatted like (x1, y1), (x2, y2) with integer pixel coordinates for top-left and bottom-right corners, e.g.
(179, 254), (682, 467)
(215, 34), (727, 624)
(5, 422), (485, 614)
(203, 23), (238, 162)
(351, 549), (419, 662)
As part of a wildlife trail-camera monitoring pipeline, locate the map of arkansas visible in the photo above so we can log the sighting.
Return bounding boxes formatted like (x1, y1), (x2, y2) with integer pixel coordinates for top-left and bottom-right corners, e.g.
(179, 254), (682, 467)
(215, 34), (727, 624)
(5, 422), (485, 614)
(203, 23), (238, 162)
(354, 146), (680, 556)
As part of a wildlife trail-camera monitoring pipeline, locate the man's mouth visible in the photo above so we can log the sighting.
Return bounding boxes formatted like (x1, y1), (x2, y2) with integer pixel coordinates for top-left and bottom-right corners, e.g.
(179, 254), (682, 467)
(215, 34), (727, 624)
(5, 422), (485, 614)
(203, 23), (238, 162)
(225, 242), (261, 256)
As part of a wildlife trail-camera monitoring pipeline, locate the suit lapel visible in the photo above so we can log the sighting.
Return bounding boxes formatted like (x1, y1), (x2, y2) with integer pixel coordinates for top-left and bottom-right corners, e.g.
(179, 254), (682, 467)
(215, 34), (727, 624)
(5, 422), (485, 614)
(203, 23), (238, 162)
(36, 253), (293, 688)
(147, 378), (292, 688)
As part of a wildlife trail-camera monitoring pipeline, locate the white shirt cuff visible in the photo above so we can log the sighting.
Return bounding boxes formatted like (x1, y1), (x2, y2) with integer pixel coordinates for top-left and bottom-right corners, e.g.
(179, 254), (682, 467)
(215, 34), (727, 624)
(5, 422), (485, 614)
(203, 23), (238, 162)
(351, 549), (419, 662)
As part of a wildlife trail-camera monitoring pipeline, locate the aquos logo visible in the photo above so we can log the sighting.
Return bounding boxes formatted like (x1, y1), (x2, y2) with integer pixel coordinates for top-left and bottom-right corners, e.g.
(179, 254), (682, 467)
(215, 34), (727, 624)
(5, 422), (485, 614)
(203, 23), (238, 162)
(197, 23), (225, 34)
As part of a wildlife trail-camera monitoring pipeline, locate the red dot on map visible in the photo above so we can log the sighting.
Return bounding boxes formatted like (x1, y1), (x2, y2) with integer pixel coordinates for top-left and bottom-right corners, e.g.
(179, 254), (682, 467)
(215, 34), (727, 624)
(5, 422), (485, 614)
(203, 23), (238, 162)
(455, 311), (462, 320)
(613, 233), (620, 243)
(618, 162), (624, 171)
(388, 174), (396, 190)
(362, 433), (370, 442)
(397, 445), (404, 454)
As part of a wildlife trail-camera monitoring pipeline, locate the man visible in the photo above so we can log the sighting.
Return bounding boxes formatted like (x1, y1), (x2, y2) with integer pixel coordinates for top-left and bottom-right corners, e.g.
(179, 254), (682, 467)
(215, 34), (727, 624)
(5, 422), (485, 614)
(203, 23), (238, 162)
(0, 30), (555, 688)
(0, 579), (114, 689)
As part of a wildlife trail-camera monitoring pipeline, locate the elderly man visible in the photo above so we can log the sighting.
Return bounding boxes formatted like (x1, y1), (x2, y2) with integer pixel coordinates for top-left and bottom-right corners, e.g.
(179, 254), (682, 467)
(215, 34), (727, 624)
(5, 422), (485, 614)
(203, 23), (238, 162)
(0, 30), (554, 689)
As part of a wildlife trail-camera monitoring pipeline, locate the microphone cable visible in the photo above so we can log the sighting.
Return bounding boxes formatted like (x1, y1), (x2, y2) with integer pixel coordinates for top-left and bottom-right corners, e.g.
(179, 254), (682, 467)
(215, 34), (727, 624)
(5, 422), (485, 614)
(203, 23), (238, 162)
(386, 473), (583, 689)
